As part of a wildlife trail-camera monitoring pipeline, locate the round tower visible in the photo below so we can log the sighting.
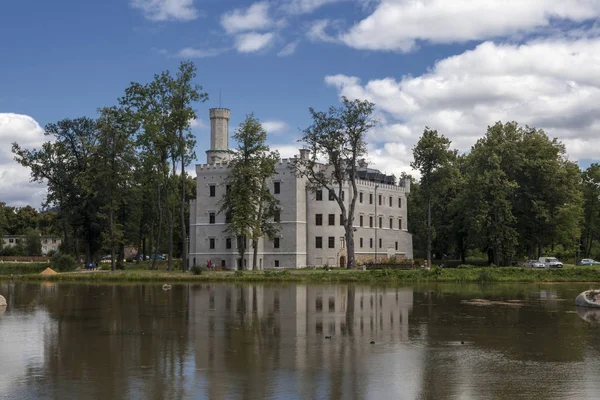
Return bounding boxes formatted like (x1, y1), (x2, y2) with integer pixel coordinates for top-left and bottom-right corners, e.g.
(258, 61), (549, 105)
(206, 108), (231, 164)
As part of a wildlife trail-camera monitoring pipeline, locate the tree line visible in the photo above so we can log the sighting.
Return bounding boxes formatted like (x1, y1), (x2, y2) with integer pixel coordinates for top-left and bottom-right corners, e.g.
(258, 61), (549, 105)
(10, 61), (205, 270)
(409, 122), (600, 266)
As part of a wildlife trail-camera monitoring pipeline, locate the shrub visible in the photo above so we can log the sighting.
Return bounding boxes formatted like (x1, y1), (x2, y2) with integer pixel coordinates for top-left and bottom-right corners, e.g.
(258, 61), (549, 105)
(191, 265), (203, 275)
(46, 249), (57, 258)
(477, 269), (495, 283)
(428, 266), (443, 279)
(50, 253), (78, 272)
(234, 270), (244, 277)
(264, 270), (290, 278)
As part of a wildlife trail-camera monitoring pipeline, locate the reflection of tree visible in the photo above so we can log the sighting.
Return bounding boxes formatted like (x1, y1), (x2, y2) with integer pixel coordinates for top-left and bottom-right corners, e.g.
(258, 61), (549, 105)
(13, 283), (191, 399)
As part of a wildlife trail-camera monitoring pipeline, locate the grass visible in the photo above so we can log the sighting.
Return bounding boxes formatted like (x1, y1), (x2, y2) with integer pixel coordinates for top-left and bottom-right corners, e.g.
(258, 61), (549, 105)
(3, 264), (600, 283)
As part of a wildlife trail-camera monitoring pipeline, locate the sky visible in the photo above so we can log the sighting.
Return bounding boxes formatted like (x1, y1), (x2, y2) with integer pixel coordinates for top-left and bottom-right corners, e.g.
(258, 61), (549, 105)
(1, 0), (600, 208)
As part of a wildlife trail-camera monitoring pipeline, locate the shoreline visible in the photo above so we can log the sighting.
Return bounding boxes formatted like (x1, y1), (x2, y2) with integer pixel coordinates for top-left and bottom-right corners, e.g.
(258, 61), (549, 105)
(2, 266), (600, 283)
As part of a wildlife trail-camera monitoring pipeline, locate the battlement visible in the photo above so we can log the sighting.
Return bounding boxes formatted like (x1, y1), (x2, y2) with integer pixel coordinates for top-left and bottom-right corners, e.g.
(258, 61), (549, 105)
(209, 108), (230, 119)
(198, 162), (231, 170)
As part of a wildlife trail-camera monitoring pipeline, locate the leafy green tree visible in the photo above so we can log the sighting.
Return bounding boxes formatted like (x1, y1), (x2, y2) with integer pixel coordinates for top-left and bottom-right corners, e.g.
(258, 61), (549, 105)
(24, 230), (42, 256)
(219, 114), (280, 270)
(582, 164), (600, 258)
(411, 128), (455, 267)
(291, 97), (375, 269)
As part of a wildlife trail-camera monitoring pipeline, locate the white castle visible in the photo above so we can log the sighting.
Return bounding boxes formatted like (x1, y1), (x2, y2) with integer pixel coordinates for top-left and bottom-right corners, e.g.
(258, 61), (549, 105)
(189, 108), (413, 269)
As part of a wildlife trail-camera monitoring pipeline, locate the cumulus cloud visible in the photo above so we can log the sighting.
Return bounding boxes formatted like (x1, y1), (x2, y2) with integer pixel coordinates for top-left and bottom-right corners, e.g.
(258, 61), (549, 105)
(324, 37), (600, 176)
(234, 32), (275, 53)
(221, 2), (273, 34)
(262, 120), (289, 134)
(130, 0), (199, 21)
(331, 0), (600, 51)
(0, 114), (48, 207)
(307, 19), (338, 43)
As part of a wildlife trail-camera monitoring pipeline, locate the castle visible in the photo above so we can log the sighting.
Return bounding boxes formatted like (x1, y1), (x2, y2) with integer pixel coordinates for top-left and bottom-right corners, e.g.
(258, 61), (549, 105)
(189, 108), (413, 269)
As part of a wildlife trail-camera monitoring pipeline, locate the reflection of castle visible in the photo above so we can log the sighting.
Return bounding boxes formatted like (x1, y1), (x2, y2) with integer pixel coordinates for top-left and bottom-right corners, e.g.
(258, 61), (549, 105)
(189, 108), (413, 269)
(188, 284), (414, 398)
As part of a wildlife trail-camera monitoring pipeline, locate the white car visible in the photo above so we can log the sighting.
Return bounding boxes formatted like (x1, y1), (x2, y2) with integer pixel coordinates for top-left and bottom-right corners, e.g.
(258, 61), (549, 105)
(539, 257), (563, 268)
(579, 259), (600, 266)
(525, 260), (546, 268)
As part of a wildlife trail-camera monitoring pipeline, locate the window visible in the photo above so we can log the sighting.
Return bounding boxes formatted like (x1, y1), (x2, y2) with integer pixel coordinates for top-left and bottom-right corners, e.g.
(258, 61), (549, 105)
(328, 214), (335, 226)
(209, 185), (216, 197)
(369, 216), (373, 228)
(369, 238), (373, 248)
(328, 236), (335, 248)
(329, 189), (335, 201)
(226, 238), (232, 249)
(369, 193), (373, 204)
(274, 260), (280, 267)
(209, 212), (215, 224)
(316, 190), (323, 201)
(221, 260), (226, 267)
(209, 238), (215, 249)
(398, 218), (402, 230)
(379, 238), (382, 248)
(340, 214), (343, 225)
(274, 211), (280, 222)
(389, 196), (392, 207)
(378, 194), (382, 206)
(379, 217), (382, 228)
(395, 241), (398, 250)
(316, 236), (323, 248)
(225, 211), (232, 223)
(340, 237), (345, 249)
(274, 181), (280, 194)
(52, 239), (56, 244)
(360, 238), (363, 248)
(398, 197), (402, 208)
(274, 237), (280, 248)
(226, 185), (230, 194)
(360, 215), (364, 227)
(315, 214), (323, 226)
(389, 218), (393, 229)
(9, 238), (14, 244)
(359, 192), (363, 203)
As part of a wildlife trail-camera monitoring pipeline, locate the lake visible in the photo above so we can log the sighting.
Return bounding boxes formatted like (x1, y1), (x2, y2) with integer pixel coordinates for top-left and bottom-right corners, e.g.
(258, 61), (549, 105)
(1, 282), (599, 399)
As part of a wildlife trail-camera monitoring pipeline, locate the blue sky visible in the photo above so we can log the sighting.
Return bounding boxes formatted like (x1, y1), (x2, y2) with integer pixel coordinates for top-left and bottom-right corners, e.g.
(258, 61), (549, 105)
(1, 0), (600, 207)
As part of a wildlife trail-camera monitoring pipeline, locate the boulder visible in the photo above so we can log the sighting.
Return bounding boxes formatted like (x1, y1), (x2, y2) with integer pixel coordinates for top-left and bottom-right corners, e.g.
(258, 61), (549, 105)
(0, 295), (6, 307)
(575, 290), (600, 308)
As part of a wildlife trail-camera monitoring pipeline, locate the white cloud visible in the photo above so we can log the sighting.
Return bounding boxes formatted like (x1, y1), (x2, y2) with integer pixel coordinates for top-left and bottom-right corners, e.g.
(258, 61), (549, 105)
(277, 40), (300, 56)
(324, 37), (600, 176)
(0, 114), (48, 207)
(130, 0), (199, 21)
(234, 32), (275, 53)
(221, 2), (273, 34)
(189, 118), (205, 128)
(262, 120), (289, 134)
(176, 47), (228, 58)
(282, 0), (344, 15)
(334, 0), (600, 51)
(307, 19), (338, 43)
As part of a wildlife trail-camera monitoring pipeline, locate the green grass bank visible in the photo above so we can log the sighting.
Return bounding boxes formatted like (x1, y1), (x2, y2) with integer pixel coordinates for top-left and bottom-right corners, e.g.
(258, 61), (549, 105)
(3, 265), (600, 283)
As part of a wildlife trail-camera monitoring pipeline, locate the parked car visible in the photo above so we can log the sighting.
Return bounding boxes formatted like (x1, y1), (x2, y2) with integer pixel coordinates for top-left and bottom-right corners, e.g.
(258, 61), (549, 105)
(151, 253), (166, 260)
(539, 257), (563, 268)
(579, 258), (600, 266)
(525, 259), (546, 268)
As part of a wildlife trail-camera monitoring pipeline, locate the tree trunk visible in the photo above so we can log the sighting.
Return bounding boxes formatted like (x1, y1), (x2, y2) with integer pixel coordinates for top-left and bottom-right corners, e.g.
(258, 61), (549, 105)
(427, 197), (432, 268)
(109, 205), (115, 271)
(167, 207), (173, 272)
(252, 239), (258, 271)
(151, 183), (163, 271)
(180, 133), (187, 272)
(136, 219), (143, 264)
(346, 224), (355, 269)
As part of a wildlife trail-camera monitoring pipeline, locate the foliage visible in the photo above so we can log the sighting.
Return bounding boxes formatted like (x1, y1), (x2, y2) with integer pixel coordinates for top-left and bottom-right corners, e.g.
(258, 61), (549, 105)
(219, 114), (280, 270)
(50, 253), (78, 272)
(0, 262), (49, 275)
(191, 265), (203, 275)
(291, 97), (376, 269)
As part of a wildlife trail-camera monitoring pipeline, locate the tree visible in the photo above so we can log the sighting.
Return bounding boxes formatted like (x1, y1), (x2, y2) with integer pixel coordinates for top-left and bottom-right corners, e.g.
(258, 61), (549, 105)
(411, 128), (455, 268)
(582, 164), (600, 258)
(24, 230), (42, 256)
(291, 97), (375, 269)
(219, 114), (280, 270)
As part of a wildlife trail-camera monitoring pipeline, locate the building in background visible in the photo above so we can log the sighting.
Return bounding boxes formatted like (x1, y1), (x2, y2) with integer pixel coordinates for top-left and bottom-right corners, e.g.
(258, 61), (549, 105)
(1, 235), (61, 255)
(189, 108), (413, 269)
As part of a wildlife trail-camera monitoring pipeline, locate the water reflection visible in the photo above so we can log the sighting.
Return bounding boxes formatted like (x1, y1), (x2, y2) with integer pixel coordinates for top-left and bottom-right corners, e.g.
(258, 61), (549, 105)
(1, 282), (600, 399)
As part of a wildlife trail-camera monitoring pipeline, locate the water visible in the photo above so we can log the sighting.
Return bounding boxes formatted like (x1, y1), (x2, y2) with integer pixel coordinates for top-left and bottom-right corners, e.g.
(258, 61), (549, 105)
(1, 282), (599, 399)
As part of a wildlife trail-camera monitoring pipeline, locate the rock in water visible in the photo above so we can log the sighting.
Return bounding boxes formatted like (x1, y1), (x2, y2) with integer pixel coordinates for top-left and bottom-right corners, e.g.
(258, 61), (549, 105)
(576, 290), (600, 308)
(0, 295), (6, 307)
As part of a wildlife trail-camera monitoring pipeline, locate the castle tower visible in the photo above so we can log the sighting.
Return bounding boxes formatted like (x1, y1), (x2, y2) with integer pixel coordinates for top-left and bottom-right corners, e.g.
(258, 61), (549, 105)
(206, 108), (231, 164)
